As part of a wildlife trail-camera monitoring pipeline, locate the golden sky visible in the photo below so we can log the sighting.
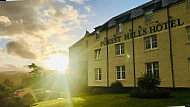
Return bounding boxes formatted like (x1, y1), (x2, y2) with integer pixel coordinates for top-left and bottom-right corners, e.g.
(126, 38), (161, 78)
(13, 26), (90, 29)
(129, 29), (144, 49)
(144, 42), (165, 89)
(0, 0), (150, 71)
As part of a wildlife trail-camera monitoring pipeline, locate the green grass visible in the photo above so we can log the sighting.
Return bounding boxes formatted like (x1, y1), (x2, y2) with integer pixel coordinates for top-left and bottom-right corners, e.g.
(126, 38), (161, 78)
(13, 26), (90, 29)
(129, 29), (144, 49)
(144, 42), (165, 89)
(34, 91), (190, 107)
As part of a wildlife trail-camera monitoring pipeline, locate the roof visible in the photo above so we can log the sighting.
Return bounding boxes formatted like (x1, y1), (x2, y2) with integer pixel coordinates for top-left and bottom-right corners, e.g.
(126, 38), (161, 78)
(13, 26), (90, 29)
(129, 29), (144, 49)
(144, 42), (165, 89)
(69, 0), (184, 48)
(94, 0), (184, 32)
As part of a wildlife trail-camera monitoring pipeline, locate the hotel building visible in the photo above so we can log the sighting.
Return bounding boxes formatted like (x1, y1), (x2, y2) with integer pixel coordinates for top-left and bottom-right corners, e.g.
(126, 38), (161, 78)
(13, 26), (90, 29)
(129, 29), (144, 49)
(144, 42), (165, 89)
(69, 0), (190, 88)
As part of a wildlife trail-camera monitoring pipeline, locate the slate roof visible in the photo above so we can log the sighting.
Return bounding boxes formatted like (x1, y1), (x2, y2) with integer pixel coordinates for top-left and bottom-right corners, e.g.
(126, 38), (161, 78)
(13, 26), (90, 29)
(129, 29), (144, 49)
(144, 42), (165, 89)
(70, 0), (184, 48)
(94, 0), (184, 31)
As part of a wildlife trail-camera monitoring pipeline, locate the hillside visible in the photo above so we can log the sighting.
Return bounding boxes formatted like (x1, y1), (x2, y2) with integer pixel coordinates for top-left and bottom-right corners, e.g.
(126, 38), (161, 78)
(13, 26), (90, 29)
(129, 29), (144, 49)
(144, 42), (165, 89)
(0, 71), (29, 86)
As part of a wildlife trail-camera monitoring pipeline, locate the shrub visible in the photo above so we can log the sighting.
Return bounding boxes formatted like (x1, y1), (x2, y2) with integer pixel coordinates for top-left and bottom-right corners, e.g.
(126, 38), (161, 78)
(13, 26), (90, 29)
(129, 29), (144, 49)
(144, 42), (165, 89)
(130, 73), (171, 98)
(0, 84), (23, 107)
(13, 97), (22, 107)
(21, 93), (36, 106)
(129, 88), (141, 98)
(130, 88), (171, 98)
(35, 90), (61, 101)
(92, 87), (102, 94)
(110, 81), (124, 94)
(137, 73), (161, 91)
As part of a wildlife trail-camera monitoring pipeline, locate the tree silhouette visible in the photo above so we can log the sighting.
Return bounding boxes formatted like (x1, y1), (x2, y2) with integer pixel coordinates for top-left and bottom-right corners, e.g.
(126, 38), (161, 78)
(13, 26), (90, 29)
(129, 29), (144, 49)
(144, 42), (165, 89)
(28, 63), (42, 80)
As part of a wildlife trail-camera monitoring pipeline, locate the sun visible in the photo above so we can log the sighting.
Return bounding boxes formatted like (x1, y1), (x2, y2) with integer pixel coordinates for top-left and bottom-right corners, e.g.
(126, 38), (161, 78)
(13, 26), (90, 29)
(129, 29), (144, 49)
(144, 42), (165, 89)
(43, 54), (69, 72)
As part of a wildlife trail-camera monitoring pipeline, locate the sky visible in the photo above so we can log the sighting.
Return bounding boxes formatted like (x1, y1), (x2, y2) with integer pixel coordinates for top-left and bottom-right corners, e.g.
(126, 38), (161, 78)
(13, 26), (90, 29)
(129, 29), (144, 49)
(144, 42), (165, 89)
(0, 0), (150, 72)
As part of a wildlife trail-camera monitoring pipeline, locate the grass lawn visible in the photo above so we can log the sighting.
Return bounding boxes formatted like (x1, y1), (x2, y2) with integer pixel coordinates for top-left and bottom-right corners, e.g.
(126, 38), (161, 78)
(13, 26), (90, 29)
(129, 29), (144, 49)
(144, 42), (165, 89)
(34, 91), (190, 107)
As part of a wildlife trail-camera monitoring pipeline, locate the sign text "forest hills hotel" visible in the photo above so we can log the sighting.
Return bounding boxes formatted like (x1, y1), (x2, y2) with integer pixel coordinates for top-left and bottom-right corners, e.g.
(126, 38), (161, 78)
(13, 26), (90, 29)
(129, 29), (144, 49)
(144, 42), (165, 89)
(100, 18), (184, 47)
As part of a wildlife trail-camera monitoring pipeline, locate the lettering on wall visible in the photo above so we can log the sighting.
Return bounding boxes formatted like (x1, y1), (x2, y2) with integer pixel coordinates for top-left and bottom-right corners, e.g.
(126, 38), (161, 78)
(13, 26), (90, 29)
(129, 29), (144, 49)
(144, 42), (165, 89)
(100, 35), (121, 47)
(100, 18), (184, 47)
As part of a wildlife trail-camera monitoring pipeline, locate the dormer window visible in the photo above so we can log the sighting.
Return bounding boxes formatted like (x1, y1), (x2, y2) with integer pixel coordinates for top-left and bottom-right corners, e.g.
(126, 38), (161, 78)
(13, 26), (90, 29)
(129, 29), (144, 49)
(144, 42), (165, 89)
(96, 31), (100, 40)
(145, 10), (154, 24)
(116, 23), (123, 33)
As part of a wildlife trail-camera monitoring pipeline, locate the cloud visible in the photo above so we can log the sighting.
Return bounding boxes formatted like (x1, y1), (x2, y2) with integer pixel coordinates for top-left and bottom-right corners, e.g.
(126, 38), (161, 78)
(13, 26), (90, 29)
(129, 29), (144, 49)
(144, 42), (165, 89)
(57, 0), (66, 3)
(6, 39), (38, 60)
(41, 48), (68, 60)
(69, 0), (89, 4)
(0, 16), (12, 27)
(0, 48), (4, 53)
(0, 0), (47, 37)
(85, 6), (91, 12)
(0, 0), (87, 61)
(0, 0), (82, 39)
(0, 64), (28, 72)
(48, 50), (68, 56)
(44, 5), (79, 23)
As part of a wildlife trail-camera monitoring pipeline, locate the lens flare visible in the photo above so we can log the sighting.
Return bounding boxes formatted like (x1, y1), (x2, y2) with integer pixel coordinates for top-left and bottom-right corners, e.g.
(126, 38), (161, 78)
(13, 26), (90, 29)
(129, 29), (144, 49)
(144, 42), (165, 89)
(43, 54), (69, 72)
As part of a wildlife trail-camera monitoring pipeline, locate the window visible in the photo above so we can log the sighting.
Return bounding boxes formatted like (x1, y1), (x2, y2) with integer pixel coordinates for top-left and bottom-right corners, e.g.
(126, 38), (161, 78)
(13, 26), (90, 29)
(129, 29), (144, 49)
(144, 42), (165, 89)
(146, 62), (159, 78)
(145, 35), (158, 50)
(95, 68), (101, 80)
(95, 49), (101, 60)
(188, 58), (190, 71)
(145, 10), (154, 23)
(86, 40), (88, 48)
(116, 66), (125, 80)
(186, 26), (190, 41)
(115, 43), (124, 55)
(187, 0), (190, 9)
(96, 31), (100, 40)
(116, 23), (123, 33)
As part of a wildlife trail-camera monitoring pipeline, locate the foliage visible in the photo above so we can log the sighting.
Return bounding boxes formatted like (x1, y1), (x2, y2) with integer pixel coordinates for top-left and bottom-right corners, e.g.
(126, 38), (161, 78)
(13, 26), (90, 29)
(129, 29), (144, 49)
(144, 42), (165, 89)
(110, 81), (124, 94)
(0, 84), (22, 107)
(2, 78), (14, 87)
(91, 82), (128, 95)
(28, 63), (42, 80)
(35, 90), (60, 101)
(137, 73), (161, 91)
(21, 93), (36, 106)
(129, 88), (171, 98)
(130, 73), (171, 98)
(21, 63), (44, 87)
(92, 87), (102, 94)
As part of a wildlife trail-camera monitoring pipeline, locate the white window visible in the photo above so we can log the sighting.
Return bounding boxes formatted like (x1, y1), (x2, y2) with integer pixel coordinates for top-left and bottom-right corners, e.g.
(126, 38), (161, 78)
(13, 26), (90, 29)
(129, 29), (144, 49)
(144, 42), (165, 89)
(115, 43), (124, 55)
(95, 68), (102, 81)
(116, 23), (123, 33)
(146, 62), (159, 78)
(96, 31), (100, 40)
(187, 0), (190, 9)
(116, 66), (125, 80)
(95, 49), (101, 59)
(145, 35), (157, 50)
(145, 10), (154, 23)
(186, 26), (190, 41)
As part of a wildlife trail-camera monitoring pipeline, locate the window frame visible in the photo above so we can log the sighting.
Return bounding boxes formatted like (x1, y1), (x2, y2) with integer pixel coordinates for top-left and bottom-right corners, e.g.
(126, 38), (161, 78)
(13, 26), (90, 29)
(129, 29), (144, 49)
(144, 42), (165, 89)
(145, 10), (154, 24)
(187, 0), (190, 10)
(145, 62), (159, 78)
(144, 35), (158, 51)
(95, 68), (102, 81)
(116, 66), (126, 80)
(116, 23), (123, 33)
(188, 58), (190, 71)
(94, 49), (101, 60)
(186, 26), (190, 41)
(95, 31), (100, 40)
(115, 43), (125, 56)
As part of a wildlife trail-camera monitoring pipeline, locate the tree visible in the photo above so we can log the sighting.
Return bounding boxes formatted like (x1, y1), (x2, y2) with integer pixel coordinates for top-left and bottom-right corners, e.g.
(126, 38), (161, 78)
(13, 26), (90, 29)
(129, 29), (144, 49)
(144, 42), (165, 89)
(28, 63), (42, 80)
(2, 78), (13, 87)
